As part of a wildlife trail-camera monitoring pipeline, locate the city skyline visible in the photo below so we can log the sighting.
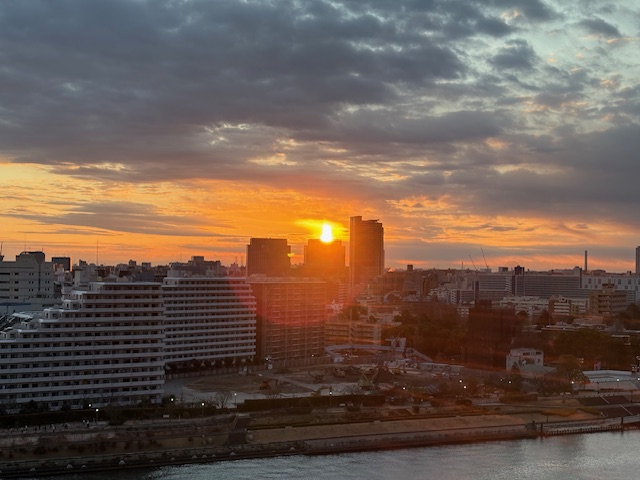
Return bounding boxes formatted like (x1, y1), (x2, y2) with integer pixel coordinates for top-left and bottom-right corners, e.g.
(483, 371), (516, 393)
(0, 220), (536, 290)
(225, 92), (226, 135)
(1, 1), (640, 272)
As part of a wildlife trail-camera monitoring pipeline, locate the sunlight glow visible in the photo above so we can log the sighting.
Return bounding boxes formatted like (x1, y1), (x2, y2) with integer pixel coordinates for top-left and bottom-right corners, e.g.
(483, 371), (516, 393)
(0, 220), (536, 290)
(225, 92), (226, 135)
(320, 224), (333, 243)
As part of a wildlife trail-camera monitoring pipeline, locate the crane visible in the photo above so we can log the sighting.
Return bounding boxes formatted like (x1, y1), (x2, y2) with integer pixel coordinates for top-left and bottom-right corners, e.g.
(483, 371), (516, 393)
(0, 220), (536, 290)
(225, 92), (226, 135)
(468, 255), (478, 271)
(481, 248), (489, 271)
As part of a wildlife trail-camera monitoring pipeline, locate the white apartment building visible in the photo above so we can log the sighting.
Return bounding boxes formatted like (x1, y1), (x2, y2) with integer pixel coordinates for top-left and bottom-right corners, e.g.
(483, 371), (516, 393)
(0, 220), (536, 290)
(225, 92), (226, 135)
(0, 282), (165, 411)
(494, 296), (549, 319)
(162, 277), (256, 367)
(0, 251), (58, 315)
(506, 348), (544, 370)
(549, 296), (588, 317)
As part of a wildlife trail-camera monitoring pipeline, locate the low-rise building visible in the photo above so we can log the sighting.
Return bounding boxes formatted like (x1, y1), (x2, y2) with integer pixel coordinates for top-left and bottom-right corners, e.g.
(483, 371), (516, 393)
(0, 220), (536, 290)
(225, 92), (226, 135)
(506, 347), (544, 370)
(589, 284), (628, 317)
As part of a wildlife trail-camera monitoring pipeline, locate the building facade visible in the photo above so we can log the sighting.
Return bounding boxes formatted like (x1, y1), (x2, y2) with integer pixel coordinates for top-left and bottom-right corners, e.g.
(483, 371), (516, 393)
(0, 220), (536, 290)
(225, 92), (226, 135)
(302, 239), (347, 278)
(162, 277), (256, 368)
(0, 282), (165, 411)
(506, 348), (544, 371)
(589, 284), (628, 317)
(349, 216), (384, 298)
(0, 251), (58, 315)
(248, 277), (327, 362)
(246, 238), (291, 277)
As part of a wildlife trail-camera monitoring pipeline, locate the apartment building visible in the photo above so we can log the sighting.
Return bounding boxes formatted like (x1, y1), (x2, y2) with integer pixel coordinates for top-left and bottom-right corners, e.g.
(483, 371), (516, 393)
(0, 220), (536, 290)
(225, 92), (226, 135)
(0, 282), (165, 411)
(324, 318), (384, 346)
(589, 284), (628, 317)
(0, 251), (58, 314)
(249, 277), (327, 362)
(162, 277), (256, 367)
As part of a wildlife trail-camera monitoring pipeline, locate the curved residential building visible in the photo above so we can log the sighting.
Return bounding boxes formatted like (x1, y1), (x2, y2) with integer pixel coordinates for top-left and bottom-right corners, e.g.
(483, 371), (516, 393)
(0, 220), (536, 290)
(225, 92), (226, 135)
(0, 282), (165, 411)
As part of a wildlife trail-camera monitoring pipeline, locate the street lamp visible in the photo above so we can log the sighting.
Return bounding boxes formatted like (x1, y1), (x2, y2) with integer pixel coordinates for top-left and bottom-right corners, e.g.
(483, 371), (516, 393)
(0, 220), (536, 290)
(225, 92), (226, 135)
(201, 402), (205, 418)
(234, 392), (237, 408)
(95, 408), (99, 424)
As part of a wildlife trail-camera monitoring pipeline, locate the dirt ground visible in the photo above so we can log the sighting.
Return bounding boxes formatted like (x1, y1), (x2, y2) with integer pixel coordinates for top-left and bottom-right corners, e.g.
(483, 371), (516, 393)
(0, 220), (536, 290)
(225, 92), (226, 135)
(0, 365), (604, 471)
(183, 364), (435, 400)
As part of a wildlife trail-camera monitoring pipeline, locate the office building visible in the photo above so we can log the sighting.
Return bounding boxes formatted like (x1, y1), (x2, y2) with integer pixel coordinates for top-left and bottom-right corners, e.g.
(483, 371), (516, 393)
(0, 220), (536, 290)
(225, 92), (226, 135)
(302, 239), (347, 278)
(636, 246), (640, 275)
(349, 216), (384, 298)
(162, 277), (256, 368)
(246, 238), (291, 277)
(301, 238), (348, 304)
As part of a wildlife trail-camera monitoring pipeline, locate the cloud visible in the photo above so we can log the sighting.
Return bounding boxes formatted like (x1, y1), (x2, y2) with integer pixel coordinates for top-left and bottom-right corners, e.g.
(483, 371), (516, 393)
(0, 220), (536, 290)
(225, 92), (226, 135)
(490, 39), (538, 70)
(3, 201), (226, 237)
(578, 17), (622, 38)
(1, 0), (639, 270)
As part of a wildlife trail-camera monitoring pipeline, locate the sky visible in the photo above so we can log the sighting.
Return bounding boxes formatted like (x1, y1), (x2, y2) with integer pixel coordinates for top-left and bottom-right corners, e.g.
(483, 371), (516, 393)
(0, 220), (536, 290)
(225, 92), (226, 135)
(1, 0), (640, 272)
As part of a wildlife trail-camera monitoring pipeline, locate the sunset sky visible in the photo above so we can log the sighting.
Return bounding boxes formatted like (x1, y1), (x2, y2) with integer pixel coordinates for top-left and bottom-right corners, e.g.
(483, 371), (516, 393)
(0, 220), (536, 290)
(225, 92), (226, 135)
(1, 1), (640, 272)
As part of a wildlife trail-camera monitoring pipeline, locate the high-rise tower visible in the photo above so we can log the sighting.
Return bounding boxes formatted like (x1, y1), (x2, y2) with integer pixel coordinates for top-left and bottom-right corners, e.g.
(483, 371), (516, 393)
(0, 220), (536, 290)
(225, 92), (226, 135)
(349, 216), (384, 297)
(303, 239), (346, 278)
(246, 238), (291, 277)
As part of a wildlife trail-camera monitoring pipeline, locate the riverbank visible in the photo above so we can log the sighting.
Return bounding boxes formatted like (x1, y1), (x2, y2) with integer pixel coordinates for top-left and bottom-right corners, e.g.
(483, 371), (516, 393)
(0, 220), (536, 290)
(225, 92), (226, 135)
(1, 404), (634, 478)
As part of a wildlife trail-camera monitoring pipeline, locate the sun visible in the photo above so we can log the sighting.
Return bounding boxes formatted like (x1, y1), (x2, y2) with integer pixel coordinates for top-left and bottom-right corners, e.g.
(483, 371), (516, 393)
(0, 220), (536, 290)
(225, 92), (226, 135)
(320, 224), (333, 243)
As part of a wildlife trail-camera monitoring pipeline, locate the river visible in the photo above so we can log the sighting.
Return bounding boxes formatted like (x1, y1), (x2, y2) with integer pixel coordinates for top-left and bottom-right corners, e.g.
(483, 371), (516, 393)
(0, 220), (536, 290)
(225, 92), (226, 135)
(27, 429), (640, 480)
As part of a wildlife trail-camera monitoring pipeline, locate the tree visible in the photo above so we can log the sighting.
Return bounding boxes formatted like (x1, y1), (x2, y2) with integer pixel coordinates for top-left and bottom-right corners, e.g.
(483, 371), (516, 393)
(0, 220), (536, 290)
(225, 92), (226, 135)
(556, 354), (588, 386)
(516, 310), (529, 328)
(509, 364), (523, 392)
(536, 309), (550, 329)
(214, 391), (233, 408)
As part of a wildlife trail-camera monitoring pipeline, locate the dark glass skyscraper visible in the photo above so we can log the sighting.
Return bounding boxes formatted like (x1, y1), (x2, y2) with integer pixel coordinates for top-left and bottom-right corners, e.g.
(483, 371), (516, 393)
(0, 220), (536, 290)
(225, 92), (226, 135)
(349, 216), (384, 297)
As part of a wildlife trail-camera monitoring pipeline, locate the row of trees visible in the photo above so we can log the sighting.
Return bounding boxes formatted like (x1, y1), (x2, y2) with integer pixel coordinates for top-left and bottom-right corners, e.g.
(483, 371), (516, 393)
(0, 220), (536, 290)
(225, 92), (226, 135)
(390, 303), (466, 361)
(388, 300), (640, 372)
(514, 328), (640, 371)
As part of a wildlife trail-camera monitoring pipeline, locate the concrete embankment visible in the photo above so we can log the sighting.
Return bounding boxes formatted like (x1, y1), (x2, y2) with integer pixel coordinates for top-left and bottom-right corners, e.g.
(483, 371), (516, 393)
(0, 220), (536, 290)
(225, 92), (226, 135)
(0, 426), (536, 478)
(3, 413), (638, 478)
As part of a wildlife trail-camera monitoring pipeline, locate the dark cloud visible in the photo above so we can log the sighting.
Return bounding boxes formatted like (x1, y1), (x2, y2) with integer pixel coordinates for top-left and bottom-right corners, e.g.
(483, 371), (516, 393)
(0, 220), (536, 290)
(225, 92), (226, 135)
(442, 124), (640, 224)
(490, 39), (538, 70)
(578, 17), (622, 37)
(0, 0), (470, 168)
(4, 201), (225, 237)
